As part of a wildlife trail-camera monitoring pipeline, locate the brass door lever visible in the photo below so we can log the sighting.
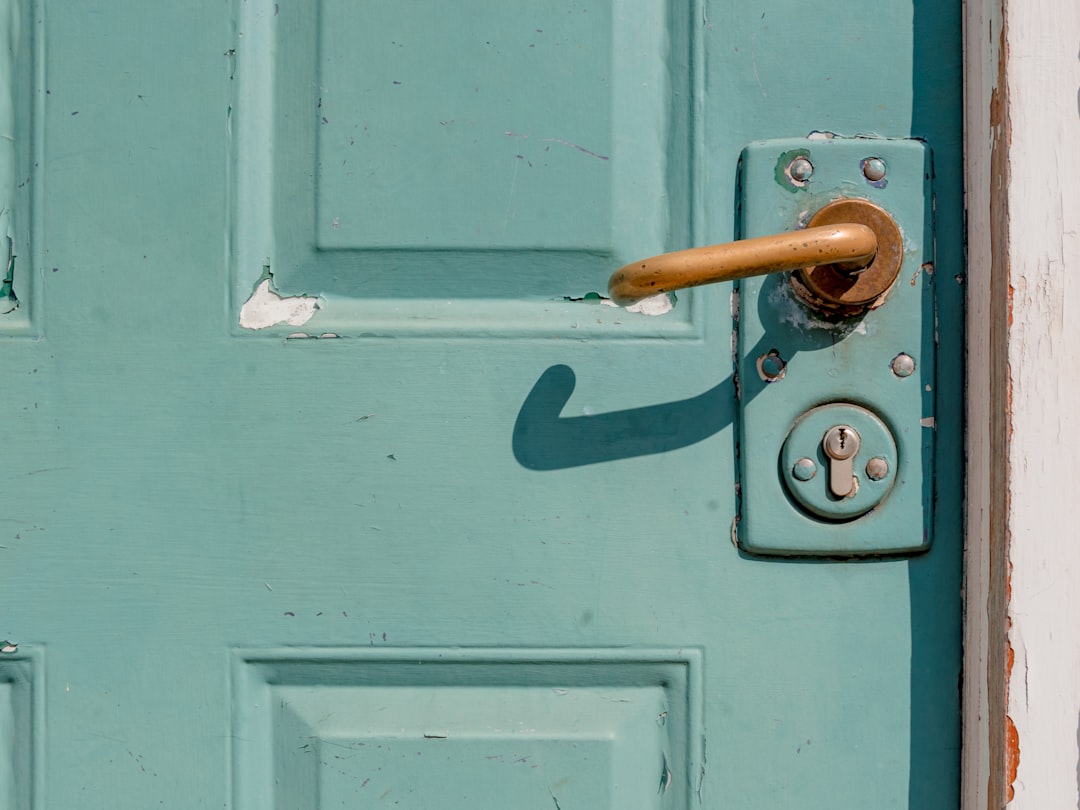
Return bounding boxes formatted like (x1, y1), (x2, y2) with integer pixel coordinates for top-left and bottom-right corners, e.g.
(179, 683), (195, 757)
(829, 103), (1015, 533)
(608, 198), (903, 311)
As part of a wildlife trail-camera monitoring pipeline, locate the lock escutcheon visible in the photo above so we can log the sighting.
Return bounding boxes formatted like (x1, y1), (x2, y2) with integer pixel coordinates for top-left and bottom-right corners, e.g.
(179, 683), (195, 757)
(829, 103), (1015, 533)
(781, 403), (898, 521)
(735, 138), (934, 555)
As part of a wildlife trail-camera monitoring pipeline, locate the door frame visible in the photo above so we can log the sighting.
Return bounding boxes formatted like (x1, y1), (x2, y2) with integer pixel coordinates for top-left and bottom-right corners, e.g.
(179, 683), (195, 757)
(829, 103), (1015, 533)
(962, 0), (1079, 805)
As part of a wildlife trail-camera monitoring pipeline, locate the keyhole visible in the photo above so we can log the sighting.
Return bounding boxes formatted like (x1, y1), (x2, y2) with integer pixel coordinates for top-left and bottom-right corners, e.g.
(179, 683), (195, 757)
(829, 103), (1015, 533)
(823, 424), (861, 498)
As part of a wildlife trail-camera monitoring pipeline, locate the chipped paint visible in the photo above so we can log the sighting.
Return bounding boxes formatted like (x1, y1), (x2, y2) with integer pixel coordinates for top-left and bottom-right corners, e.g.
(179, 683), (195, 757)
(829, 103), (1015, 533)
(774, 148), (812, 191)
(730, 288), (741, 396)
(1005, 632), (1019, 803)
(1005, 715), (1020, 802)
(0, 1), (16, 315)
(0, 238), (17, 314)
(557, 291), (673, 317)
(911, 262), (933, 286)
(755, 349), (786, 382)
(239, 279), (319, 330)
(623, 294), (674, 316)
(766, 278), (869, 335)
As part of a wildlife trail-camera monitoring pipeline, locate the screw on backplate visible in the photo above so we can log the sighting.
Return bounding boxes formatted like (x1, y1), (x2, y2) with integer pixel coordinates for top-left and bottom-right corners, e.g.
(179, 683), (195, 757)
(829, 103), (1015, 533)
(787, 156), (814, 184)
(890, 352), (915, 378)
(757, 349), (787, 382)
(792, 458), (817, 482)
(862, 157), (887, 182)
(865, 457), (890, 481)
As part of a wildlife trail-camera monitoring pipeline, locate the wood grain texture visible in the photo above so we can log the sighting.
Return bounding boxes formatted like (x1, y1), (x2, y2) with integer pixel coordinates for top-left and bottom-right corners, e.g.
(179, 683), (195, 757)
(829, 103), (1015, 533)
(962, 0), (1007, 806)
(998, 0), (1080, 805)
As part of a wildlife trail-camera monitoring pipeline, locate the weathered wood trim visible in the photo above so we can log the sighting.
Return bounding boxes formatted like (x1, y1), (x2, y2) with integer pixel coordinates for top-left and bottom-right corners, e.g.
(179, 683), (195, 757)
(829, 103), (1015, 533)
(962, 0), (1008, 806)
(965, 0), (1080, 806)
(1001, 0), (1080, 805)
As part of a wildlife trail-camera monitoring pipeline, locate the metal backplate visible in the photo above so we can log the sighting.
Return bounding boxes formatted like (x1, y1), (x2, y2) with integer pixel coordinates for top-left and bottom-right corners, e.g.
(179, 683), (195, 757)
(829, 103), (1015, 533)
(736, 137), (934, 556)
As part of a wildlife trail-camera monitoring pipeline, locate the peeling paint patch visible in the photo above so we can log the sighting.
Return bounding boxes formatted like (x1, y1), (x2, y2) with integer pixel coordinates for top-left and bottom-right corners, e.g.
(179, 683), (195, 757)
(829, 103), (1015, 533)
(625, 294), (674, 316)
(558, 291), (675, 316)
(910, 263), (931, 286)
(767, 279), (868, 335)
(1006, 714), (1020, 802)
(774, 148), (812, 191)
(239, 279), (318, 330)
(563, 292), (606, 304)
(755, 349), (787, 382)
(658, 755), (673, 793)
(0, 238), (18, 315)
(599, 294), (674, 316)
(920, 417), (936, 429)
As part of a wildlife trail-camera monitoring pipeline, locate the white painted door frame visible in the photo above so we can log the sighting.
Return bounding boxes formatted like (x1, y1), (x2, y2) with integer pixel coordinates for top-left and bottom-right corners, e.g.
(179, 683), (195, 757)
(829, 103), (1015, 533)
(962, 0), (1080, 806)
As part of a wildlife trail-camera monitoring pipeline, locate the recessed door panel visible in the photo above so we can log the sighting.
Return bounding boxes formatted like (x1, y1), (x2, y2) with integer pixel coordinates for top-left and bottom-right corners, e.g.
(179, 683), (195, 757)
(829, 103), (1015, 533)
(230, 0), (695, 334)
(234, 650), (700, 809)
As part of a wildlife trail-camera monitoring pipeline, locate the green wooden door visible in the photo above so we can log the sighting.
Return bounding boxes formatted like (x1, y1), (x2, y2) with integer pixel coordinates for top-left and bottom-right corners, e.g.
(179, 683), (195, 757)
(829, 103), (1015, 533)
(0, 0), (962, 807)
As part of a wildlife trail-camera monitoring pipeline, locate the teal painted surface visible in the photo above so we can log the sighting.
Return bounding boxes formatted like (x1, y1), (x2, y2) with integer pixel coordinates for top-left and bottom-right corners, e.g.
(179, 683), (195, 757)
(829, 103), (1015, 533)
(0, 0), (961, 807)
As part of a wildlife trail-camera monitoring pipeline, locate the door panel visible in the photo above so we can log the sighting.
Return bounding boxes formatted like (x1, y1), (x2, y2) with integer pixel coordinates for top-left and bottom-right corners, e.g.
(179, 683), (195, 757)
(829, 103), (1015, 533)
(231, 0), (697, 335)
(234, 650), (701, 808)
(1, 1), (962, 807)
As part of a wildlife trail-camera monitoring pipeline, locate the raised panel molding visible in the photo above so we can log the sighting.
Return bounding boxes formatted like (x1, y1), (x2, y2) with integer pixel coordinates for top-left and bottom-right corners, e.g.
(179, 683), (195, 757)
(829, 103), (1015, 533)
(0, 646), (43, 810)
(0, 0), (42, 335)
(231, 648), (703, 809)
(228, 0), (703, 338)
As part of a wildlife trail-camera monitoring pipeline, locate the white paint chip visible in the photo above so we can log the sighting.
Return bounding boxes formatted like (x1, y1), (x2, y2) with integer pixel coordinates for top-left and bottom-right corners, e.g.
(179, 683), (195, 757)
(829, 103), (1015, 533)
(239, 279), (318, 330)
(600, 293), (674, 316)
(626, 293), (674, 316)
(920, 417), (936, 428)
